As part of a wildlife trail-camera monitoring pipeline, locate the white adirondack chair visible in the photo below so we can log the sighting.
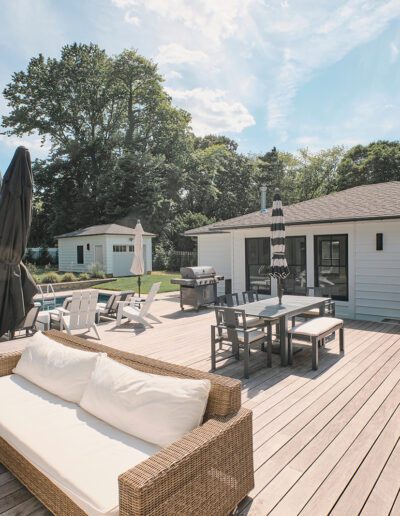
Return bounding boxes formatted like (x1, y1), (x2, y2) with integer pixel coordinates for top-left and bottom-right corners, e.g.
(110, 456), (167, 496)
(116, 282), (161, 329)
(58, 290), (100, 339)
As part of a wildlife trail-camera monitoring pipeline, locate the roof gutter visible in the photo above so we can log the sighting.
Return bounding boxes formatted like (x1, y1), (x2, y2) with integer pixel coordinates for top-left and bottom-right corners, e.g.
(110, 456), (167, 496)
(188, 214), (400, 234)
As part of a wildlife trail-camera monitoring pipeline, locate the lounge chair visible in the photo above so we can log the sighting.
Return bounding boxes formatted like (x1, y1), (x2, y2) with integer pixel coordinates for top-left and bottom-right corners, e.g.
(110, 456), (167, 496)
(116, 283), (161, 329)
(97, 291), (134, 319)
(8, 304), (40, 339)
(57, 290), (100, 339)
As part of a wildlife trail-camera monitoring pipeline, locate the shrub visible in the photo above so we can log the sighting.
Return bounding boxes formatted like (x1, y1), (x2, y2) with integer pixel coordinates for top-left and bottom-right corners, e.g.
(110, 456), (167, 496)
(37, 246), (52, 266)
(26, 262), (39, 276)
(24, 248), (35, 263)
(88, 263), (106, 279)
(40, 272), (62, 284)
(79, 273), (90, 281)
(153, 243), (170, 270)
(61, 272), (77, 283)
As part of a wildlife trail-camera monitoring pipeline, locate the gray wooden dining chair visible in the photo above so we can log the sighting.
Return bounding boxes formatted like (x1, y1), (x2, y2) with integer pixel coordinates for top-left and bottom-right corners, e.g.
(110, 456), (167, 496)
(211, 307), (271, 378)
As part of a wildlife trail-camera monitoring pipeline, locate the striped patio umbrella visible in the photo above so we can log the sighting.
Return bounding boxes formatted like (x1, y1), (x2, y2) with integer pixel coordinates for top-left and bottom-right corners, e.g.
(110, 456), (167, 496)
(270, 188), (290, 304)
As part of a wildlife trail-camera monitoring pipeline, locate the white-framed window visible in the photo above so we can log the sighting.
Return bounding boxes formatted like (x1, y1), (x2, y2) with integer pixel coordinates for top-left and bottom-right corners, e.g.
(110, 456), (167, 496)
(113, 245), (127, 252)
(128, 245), (134, 252)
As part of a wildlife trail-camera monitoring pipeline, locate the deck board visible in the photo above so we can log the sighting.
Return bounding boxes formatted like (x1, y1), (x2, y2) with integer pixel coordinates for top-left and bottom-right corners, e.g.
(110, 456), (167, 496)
(1, 292), (400, 515)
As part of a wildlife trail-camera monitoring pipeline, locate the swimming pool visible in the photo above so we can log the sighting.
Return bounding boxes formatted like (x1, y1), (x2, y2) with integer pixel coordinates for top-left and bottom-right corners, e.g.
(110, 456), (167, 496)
(36, 292), (111, 310)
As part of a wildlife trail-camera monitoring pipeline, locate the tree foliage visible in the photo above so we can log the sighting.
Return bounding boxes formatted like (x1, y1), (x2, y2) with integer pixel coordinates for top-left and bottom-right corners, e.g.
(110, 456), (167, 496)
(3, 44), (400, 258)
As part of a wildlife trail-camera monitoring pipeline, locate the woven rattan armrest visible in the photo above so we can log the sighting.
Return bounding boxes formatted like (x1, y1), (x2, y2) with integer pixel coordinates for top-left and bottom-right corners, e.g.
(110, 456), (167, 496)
(0, 351), (22, 377)
(119, 407), (254, 516)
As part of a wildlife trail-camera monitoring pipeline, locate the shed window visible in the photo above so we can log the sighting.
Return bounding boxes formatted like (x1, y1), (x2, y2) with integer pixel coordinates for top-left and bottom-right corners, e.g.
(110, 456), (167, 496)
(128, 245), (134, 252)
(113, 245), (127, 252)
(77, 245), (84, 264)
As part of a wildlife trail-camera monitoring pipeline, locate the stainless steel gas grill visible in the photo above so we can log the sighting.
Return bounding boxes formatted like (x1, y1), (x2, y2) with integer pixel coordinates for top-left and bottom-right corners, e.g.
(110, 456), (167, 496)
(171, 266), (224, 311)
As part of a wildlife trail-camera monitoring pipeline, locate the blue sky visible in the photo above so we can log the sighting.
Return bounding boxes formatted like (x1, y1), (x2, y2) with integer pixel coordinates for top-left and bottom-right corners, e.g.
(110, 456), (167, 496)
(1, 0), (400, 171)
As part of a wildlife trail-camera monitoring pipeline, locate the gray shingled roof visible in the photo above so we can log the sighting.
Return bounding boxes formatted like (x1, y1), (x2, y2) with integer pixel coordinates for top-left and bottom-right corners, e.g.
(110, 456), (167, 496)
(56, 224), (156, 239)
(185, 182), (400, 235)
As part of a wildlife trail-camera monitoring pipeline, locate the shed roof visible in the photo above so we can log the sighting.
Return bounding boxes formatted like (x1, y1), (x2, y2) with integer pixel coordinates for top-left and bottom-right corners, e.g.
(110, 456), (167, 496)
(185, 181), (400, 235)
(56, 224), (156, 239)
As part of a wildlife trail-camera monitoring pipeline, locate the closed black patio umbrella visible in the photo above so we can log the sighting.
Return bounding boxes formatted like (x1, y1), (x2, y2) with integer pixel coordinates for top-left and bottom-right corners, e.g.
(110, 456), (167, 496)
(0, 146), (37, 337)
(269, 188), (290, 305)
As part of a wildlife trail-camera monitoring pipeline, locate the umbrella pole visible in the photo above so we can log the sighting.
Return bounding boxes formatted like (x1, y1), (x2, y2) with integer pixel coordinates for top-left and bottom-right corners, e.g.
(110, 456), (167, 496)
(138, 275), (141, 297)
(278, 278), (284, 305)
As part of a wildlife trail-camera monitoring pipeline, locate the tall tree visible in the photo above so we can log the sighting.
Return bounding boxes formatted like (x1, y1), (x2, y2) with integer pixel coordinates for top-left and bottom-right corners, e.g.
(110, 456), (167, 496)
(336, 141), (400, 190)
(2, 44), (192, 244)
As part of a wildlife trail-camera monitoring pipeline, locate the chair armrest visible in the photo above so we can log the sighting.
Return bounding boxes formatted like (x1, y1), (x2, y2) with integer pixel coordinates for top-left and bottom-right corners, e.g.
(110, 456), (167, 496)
(55, 307), (70, 315)
(0, 351), (22, 377)
(118, 407), (254, 516)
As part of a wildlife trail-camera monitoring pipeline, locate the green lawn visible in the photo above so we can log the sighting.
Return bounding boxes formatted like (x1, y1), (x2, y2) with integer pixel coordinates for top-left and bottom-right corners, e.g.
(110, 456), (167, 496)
(93, 271), (180, 294)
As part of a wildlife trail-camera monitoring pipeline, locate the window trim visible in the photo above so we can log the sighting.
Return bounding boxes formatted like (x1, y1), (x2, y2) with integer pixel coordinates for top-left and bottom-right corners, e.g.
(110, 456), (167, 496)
(314, 234), (348, 301)
(77, 245), (84, 265)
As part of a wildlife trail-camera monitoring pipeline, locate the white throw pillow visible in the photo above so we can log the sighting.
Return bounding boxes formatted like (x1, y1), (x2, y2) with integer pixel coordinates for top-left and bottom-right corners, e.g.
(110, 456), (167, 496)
(80, 356), (211, 447)
(13, 332), (103, 403)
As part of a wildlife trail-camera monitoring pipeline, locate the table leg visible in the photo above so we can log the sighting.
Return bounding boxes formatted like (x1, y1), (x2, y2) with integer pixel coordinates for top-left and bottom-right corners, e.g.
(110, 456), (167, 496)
(279, 315), (288, 366)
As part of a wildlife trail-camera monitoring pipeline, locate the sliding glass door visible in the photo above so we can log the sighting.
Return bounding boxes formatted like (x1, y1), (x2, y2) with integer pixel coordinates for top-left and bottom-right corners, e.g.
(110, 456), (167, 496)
(284, 236), (307, 295)
(245, 238), (271, 294)
(314, 234), (348, 301)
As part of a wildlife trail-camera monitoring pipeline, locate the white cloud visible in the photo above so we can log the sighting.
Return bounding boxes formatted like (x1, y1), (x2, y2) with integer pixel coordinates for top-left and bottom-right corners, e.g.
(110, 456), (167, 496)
(124, 12), (140, 25)
(166, 88), (255, 135)
(111, 0), (400, 143)
(164, 70), (183, 80)
(156, 43), (207, 65)
(111, 0), (256, 44)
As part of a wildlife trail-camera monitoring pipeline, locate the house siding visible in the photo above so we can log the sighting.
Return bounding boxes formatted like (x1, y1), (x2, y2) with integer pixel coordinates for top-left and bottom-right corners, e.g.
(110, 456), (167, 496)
(58, 236), (108, 273)
(197, 233), (231, 294)
(58, 234), (153, 276)
(354, 220), (400, 321)
(197, 219), (400, 321)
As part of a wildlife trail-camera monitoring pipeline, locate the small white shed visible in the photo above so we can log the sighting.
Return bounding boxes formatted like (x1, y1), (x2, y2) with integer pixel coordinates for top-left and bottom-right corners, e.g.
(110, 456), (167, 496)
(56, 224), (155, 277)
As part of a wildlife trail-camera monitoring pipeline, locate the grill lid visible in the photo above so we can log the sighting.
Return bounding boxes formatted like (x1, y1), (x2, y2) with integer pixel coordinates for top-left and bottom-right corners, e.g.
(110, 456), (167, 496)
(180, 266), (216, 279)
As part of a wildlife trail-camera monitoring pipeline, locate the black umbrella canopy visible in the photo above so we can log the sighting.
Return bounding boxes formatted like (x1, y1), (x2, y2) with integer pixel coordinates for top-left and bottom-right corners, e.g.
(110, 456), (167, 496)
(0, 146), (37, 337)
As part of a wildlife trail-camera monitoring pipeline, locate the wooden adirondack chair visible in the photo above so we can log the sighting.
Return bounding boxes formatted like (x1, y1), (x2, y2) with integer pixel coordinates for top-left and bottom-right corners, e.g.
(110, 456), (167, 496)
(58, 290), (100, 339)
(116, 283), (161, 329)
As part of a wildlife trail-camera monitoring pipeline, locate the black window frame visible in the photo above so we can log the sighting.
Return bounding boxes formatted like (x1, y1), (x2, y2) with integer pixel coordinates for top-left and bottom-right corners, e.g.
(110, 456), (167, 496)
(284, 235), (307, 295)
(314, 234), (348, 301)
(245, 237), (271, 295)
(77, 245), (84, 265)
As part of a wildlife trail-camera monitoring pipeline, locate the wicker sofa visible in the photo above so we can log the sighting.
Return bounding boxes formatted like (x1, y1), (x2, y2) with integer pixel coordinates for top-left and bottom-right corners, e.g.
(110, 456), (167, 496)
(0, 330), (254, 516)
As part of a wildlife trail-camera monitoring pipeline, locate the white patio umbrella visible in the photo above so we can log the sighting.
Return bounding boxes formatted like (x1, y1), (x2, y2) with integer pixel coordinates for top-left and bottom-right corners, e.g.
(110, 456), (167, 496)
(130, 220), (145, 296)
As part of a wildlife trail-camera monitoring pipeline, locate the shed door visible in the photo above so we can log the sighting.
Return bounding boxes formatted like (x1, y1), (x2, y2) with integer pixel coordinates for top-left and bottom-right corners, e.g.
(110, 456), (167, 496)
(94, 245), (104, 268)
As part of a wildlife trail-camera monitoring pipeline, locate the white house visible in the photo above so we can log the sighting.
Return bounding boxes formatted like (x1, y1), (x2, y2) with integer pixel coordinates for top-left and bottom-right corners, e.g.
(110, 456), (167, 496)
(185, 182), (400, 322)
(56, 224), (155, 277)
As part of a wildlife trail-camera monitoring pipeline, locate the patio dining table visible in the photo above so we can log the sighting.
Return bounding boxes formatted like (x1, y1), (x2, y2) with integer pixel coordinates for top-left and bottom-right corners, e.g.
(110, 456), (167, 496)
(236, 295), (328, 366)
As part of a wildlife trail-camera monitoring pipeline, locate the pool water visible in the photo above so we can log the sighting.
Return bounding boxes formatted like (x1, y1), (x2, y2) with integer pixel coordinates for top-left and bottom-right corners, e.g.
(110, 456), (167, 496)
(37, 292), (111, 310)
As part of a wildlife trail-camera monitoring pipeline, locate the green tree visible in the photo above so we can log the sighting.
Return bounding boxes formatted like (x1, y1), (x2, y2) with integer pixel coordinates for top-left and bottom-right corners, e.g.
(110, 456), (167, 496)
(337, 141), (400, 190)
(2, 44), (192, 243)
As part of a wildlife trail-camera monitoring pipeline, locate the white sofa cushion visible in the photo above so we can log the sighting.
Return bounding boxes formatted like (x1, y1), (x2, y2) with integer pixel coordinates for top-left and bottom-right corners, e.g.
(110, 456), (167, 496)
(80, 355), (211, 447)
(0, 374), (160, 515)
(13, 332), (102, 403)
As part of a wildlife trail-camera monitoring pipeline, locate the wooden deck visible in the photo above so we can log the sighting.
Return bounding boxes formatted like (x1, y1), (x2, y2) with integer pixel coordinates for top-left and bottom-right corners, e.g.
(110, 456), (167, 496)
(2, 292), (400, 515)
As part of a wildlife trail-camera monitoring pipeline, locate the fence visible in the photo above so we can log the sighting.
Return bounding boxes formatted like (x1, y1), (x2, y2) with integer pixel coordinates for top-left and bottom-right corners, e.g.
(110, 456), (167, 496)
(168, 250), (197, 270)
